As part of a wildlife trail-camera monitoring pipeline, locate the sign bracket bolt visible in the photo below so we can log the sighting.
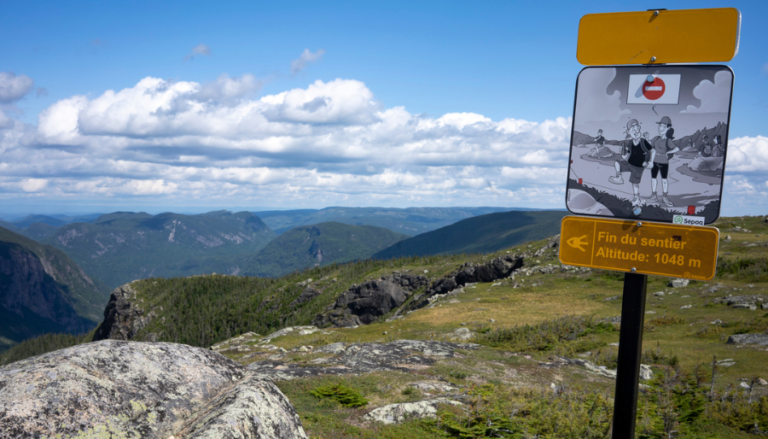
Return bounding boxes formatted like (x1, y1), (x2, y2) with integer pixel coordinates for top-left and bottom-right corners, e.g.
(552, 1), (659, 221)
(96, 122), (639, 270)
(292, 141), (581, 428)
(631, 268), (637, 272)
(650, 56), (657, 62)
(637, 222), (642, 227)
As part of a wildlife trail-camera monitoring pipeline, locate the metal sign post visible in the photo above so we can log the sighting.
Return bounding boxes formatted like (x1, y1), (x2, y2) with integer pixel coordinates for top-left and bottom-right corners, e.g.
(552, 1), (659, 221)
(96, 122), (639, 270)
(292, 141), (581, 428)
(612, 272), (647, 438)
(563, 7), (740, 438)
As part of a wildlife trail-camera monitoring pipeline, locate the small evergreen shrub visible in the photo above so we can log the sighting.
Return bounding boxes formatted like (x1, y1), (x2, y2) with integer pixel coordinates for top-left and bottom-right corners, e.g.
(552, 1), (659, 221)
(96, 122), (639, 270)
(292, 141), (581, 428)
(310, 382), (368, 408)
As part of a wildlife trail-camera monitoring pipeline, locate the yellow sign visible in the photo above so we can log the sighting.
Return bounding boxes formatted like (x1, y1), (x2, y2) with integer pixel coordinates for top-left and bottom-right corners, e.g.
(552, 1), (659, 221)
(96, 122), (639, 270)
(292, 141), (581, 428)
(559, 216), (719, 280)
(577, 8), (740, 65)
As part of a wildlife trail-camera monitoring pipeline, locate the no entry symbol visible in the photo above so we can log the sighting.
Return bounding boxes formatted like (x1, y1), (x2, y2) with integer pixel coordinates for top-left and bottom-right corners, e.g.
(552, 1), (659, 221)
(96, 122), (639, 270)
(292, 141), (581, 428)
(642, 77), (666, 100)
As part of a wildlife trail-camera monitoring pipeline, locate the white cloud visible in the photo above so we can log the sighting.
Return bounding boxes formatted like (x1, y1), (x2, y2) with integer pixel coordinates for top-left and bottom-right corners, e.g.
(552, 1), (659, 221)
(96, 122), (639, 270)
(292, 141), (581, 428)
(681, 70), (732, 113)
(21, 178), (48, 192)
(183, 44), (212, 61)
(194, 74), (261, 102)
(574, 68), (630, 123)
(291, 49), (325, 76)
(0, 72), (34, 103)
(723, 135), (768, 172)
(0, 74), (611, 209)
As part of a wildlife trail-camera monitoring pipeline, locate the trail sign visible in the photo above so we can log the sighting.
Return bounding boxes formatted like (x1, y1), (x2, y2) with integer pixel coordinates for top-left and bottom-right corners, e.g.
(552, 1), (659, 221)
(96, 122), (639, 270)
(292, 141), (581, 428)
(577, 8), (741, 65)
(559, 216), (719, 280)
(566, 64), (733, 224)
(571, 8), (738, 439)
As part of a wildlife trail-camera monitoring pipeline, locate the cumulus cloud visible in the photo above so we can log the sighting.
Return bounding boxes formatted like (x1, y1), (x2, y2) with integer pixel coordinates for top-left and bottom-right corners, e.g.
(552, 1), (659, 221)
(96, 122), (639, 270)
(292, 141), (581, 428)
(194, 73), (262, 103)
(2, 74), (580, 208)
(724, 135), (768, 172)
(183, 44), (212, 61)
(0, 72), (35, 103)
(21, 178), (48, 192)
(681, 70), (733, 113)
(291, 49), (325, 76)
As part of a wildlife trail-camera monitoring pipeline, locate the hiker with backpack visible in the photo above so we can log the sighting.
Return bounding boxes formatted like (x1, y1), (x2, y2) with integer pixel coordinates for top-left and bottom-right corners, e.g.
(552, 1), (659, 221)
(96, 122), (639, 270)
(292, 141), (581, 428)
(649, 116), (680, 207)
(608, 119), (655, 207)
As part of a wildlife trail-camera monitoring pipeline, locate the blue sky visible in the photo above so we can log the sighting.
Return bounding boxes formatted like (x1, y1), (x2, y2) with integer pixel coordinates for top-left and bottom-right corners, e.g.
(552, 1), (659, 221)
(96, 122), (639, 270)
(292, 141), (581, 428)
(1, 0), (766, 217)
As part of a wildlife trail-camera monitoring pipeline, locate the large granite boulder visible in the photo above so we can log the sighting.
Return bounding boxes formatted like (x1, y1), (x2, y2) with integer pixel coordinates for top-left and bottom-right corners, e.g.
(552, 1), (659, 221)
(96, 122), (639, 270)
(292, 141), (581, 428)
(0, 340), (307, 439)
(176, 375), (308, 439)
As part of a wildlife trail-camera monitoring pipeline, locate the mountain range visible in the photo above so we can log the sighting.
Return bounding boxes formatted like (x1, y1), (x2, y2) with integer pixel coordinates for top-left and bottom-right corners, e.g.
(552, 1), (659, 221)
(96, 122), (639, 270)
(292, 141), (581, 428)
(373, 210), (567, 259)
(40, 210), (276, 289)
(253, 206), (547, 235)
(241, 222), (410, 278)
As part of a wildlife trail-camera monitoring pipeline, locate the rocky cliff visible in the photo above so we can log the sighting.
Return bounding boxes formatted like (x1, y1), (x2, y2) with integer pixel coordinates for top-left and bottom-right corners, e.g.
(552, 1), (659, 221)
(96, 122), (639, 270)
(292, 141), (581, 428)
(92, 282), (162, 342)
(0, 226), (109, 349)
(0, 339), (308, 438)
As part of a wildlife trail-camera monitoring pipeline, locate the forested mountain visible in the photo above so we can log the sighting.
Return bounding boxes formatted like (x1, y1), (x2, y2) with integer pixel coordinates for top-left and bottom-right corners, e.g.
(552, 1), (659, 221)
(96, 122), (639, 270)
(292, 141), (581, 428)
(41, 210), (276, 288)
(254, 206), (543, 235)
(0, 227), (110, 353)
(242, 222), (409, 277)
(373, 210), (567, 259)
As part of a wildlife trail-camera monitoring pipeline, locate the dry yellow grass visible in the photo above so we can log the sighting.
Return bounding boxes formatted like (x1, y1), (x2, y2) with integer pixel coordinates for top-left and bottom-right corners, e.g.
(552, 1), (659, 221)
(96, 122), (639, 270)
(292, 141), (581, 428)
(407, 286), (612, 328)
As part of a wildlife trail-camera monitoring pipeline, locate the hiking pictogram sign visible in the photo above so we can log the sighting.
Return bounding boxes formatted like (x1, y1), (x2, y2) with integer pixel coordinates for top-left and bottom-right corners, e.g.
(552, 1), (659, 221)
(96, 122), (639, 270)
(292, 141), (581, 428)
(566, 65), (733, 224)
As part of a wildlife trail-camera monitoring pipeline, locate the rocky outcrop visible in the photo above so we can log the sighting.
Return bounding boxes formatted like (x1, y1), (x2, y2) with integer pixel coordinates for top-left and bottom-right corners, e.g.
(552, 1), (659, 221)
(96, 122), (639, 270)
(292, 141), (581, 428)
(176, 374), (308, 439)
(727, 333), (768, 346)
(312, 256), (522, 329)
(313, 274), (428, 328)
(406, 254), (523, 312)
(247, 339), (479, 381)
(365, 399), (463, 425)
(92, 282), (160, 341)
(0, 340), (307, 439)
(714, 294), (767, 310)
(289, 287), (322, 308)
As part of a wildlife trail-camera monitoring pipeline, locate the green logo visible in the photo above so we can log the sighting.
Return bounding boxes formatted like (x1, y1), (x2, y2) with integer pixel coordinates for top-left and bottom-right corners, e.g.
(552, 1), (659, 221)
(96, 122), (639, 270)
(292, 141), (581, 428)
(673, 216), (684, 224)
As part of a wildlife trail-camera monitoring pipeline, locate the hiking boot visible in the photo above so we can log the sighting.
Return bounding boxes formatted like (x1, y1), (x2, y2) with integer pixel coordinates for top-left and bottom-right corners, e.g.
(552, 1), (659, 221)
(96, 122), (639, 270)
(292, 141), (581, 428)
(662, 195), (674, 207)
(609, 175), (624, 185)
(647, 194), (659, 203)
(631, 197), (644, 207)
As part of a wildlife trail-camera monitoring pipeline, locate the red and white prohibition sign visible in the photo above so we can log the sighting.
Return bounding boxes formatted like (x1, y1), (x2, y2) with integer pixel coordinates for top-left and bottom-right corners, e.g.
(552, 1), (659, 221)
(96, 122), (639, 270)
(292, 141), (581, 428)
(642, 77), (666, 100)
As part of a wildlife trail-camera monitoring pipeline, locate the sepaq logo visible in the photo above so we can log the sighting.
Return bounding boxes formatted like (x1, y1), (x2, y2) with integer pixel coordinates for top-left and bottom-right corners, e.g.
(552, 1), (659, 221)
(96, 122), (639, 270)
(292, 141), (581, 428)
(673, 215), (705, 226)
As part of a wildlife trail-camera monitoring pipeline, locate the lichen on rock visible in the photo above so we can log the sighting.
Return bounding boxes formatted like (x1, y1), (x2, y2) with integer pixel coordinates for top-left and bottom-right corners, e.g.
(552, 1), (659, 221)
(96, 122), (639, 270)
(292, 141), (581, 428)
(0, 339), (306, 439)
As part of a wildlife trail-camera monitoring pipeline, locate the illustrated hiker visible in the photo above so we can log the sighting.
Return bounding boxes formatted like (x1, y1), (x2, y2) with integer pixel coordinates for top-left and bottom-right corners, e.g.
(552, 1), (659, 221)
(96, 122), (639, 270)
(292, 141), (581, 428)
(712, 134), (725, 157)
(649, 116), (680, 207)
(588, 128), (611, 158)
(608, 119), (655, 207)
(697, 134), (714, 157)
